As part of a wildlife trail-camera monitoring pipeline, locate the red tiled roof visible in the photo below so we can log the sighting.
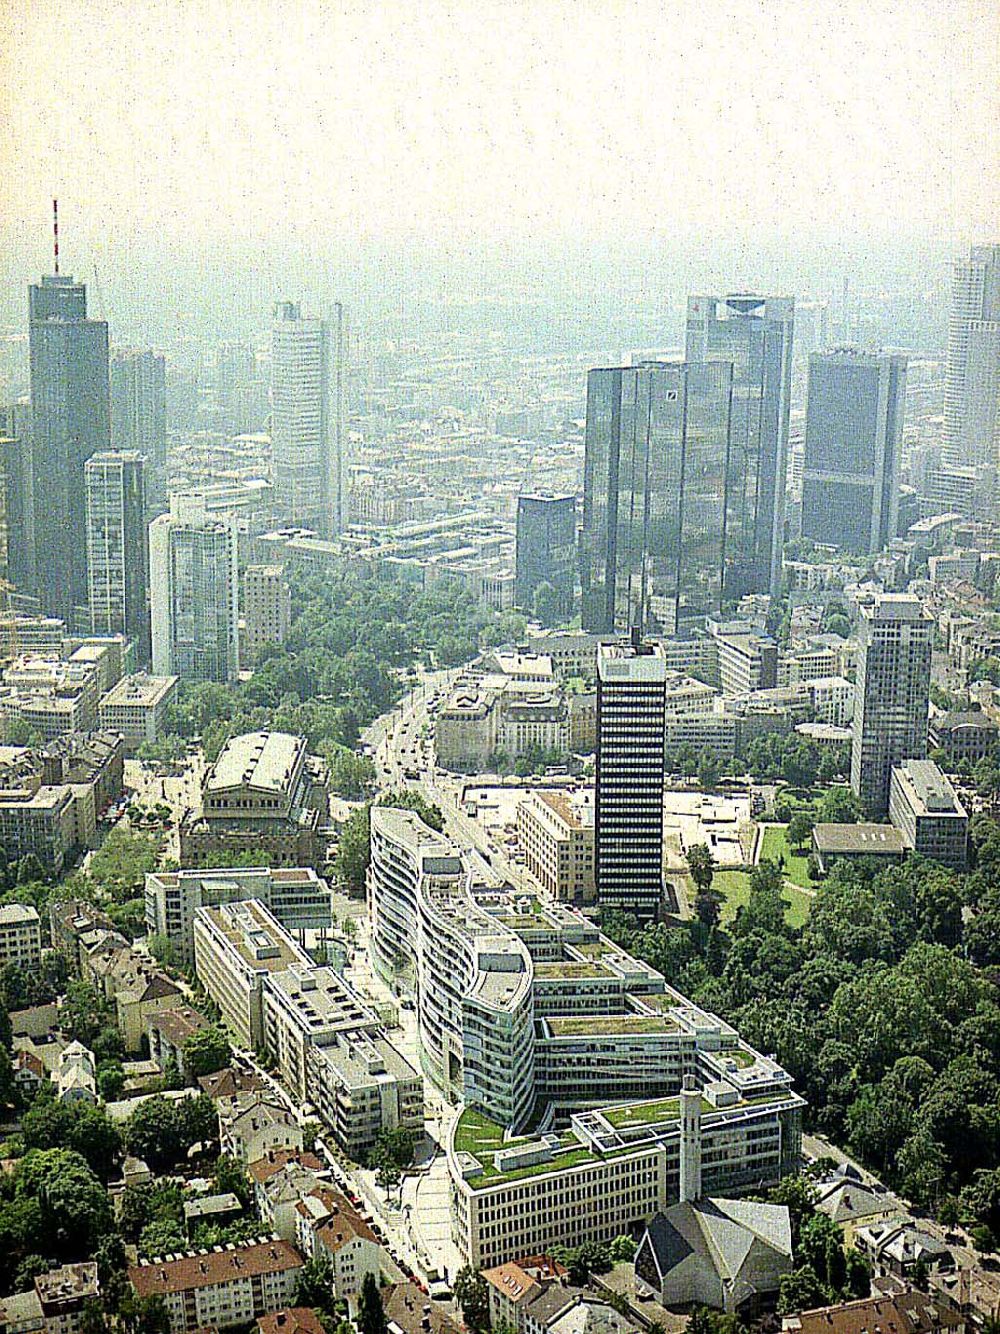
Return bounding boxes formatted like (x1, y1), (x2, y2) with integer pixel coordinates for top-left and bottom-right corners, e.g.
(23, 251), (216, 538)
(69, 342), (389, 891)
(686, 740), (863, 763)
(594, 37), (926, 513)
(128, 1240), (302, 1297)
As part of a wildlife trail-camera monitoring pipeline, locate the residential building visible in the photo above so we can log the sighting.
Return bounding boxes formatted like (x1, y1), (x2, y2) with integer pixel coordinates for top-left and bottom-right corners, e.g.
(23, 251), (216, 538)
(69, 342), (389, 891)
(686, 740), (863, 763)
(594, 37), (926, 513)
(179, 731), (328, 871)
(853, 1221), (954, 1280)
(0, 1262), (100, 1334)
(784, 1291), (961, 1334)
(595, 637), (667, 921)
(149, 493), (239, 683)
(0, 904), (41, 970)
(381, 1286), (464, 1334)
(250, 1150), (327, 1240)
(257, 1309), (326, 1334)
(929, 709), (999, 765)
(685, 293), (795, 596)
(515, 493), (576, 620)
(127, 1240), (303, 1334)
(516, 791), (595, 905)
(27, 274), (110, 625)
(85, 450), (150, 659)
(851, 595), (932, 816)
(888, 760), (968, 869)
(217, 1090), (304, 1163)
(193, 898), (313, 1050)
(271, 301), (345, 534)
(110, 349), (167, 501)
(97, 673), (178, 752)
(144, 865), (331, 963)
(146, 1004), (209, 1075)
(943, 243), (1000, 469)
(242, 565), (291, 667)
(294, 1185), (384, 1304)
(262, 961), (423, 1158)
(581, 360), (733, 635)
(801, 350), (907, 554)
(57, 1041), (96, 1102)
(183, 1193), (243, 1237)
(811, 824), (908, 875)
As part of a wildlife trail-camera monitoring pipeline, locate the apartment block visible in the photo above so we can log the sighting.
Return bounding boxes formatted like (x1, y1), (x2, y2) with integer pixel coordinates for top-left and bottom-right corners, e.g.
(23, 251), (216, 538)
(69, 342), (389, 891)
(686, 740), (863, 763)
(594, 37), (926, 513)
(127, 1240), (303, 1334)
(0, 904), (41, 970)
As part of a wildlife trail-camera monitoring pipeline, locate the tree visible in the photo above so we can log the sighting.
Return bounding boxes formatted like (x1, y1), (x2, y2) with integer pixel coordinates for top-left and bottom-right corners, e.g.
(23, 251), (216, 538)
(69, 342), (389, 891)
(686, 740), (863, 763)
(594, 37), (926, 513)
(375, 1158), (401, 1196)
(453, 1265), (490, 1332)
(182, 1026), (232, 1081)
(21, 1098), (123, 1181)
(334, 807), (372, 897)
(124, 1097), (183, 1172)
(214, 1153), (251, 1207)
(15, 1148), (113, 1261)
(369, 1125), (415, 1170)
(295, 1254), (335, 1312)
(609, 1233), (637, 1262)
(686, 843), (715, 894)
(326, 747), (377, 800)
(697, 753), (721, 788)
(819, 786), (863, 824)
(787, 812), (815, 851)
(358, 1271), (388, 1334)
(119, 1293), (172, 1334)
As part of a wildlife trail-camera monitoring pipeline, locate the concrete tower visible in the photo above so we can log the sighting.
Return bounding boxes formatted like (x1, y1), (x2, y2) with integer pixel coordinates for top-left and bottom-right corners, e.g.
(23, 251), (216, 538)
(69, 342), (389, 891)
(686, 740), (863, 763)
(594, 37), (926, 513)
(679, 1074), (702, 1204)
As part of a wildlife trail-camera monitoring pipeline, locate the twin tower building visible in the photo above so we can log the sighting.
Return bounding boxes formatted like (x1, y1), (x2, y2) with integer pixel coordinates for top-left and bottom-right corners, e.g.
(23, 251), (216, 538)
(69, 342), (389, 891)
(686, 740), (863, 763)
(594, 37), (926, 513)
(581, 294), (907, 637)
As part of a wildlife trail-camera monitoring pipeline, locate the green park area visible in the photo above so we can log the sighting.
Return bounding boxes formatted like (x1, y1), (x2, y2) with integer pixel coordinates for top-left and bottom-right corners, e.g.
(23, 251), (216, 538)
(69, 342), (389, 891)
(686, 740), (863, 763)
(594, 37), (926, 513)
(761, 824), (814, 888)
(712, 868), (812, 930)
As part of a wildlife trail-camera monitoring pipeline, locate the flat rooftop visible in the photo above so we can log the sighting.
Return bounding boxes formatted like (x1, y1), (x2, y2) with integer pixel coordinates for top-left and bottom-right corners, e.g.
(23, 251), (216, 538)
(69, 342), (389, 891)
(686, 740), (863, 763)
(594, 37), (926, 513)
(813, 823), (907, 854)
(892, 760), (965, 817)
(206, 731), (303, 795)
(100, 674), (178, 707)
(197, 899), (311, 972)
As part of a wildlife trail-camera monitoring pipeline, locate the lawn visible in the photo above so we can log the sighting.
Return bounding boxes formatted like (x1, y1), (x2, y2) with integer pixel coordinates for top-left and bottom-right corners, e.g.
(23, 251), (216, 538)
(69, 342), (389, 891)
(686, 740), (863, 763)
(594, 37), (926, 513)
(712, 868), (812, 929)
(761, 825), (813, 888)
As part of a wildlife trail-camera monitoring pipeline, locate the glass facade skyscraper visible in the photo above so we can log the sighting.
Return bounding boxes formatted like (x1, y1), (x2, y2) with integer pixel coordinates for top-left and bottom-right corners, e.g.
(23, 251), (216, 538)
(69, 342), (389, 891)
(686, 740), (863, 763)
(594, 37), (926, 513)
(685, 294), (794, 598)
(515, 492), (576, 620)
(800, 349), (907, 555)
(28, 274), (110, 625)
(943, 243), (1000, 470)
(581, 360), (732, 636)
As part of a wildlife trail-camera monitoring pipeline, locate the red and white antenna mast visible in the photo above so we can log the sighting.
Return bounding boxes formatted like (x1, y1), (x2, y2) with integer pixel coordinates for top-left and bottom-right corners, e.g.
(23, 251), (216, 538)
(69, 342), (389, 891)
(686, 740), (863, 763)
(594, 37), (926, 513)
(52, 198), (59, 275)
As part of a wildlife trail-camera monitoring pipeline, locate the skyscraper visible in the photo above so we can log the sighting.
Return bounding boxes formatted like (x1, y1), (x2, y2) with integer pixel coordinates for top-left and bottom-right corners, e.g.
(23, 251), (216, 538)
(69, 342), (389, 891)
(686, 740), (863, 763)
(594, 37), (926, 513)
(800, 349), (907, 555)
(581, 360), (733, 636)
(111, 350), (167, 499)
(85, 451), (150, 659)
(270, 301), (345, 535)
(685, 294), (795, 596)
(515, 493), (576, 621)
(27, 274), (110, 624)
(943, 243), (1000, 469)
(595, 635), (667, 922)
(851, 594), (932, 818)
(0, 403), (33, 598)
(149, 494), (239, 683)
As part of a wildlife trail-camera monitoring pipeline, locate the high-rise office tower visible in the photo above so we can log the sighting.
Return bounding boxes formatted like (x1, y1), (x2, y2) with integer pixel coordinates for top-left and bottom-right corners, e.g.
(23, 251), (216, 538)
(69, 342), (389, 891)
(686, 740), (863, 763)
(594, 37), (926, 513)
(28, 274), (111, 624)
(851, 594), (932, 817)
(85, 451), (150, 659)
(943, 244), (1000, 469)
(515, 492), (576, 621)
(0, 403), (34, 598)
(800, 349), (907, 555)
(270, 301), (345, 535)
(149, 494), (239, 683)
(595, 635), (667, 922)
(581, 361), (733, 636)
(111, 350), (167, 500)
(685, 294), (795, 596)
(241, 564), (291, 667)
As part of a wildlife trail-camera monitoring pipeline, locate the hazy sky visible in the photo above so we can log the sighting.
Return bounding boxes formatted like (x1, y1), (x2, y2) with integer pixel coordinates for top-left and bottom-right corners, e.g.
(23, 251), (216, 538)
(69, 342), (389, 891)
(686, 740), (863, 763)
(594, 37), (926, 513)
(3, 0), (998, 257)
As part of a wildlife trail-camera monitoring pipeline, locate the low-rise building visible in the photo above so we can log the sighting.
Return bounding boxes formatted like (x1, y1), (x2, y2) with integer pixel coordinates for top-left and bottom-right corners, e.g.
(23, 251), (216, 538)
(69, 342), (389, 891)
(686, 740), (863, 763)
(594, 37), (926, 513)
(889, 760), (968, 869)
(97, 674), (179, 751)
(257, 1310), (325, 1334)
(57, 1041), (96, 1103)
(145, 865), (331, 964)
(812, 823), (908, 875)
(183, 1192), (243, 1237)
(294, 1185), (384, 1304)
(217, 1090), (304, 1163)
(381, 1285), (464, 1334)
(0, 904), (41, 970)
(249, 1149), (327, 1240)
(929, 709), (999, 765)
(516, 791), (595, 905)
(127, 1239), (303, 1334)
(783, 1289), (961, 1334)
(0, 1261), (100, 1334)
(146, 1005), (210, 1077)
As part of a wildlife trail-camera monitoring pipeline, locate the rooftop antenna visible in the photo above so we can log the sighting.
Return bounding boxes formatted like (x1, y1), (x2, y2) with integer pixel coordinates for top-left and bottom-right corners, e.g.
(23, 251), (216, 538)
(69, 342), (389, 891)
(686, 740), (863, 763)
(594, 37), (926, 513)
(52, 198), (59, 275)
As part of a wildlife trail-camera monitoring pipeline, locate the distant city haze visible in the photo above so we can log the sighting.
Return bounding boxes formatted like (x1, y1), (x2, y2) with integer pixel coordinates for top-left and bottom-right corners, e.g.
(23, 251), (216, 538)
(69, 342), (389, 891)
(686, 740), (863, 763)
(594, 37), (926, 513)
(1, 0), (997, 339)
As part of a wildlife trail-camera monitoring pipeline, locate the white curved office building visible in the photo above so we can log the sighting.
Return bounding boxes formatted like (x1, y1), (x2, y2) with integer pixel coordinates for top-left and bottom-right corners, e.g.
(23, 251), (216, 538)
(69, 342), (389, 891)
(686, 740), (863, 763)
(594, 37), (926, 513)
(368, 807), (535, 1130)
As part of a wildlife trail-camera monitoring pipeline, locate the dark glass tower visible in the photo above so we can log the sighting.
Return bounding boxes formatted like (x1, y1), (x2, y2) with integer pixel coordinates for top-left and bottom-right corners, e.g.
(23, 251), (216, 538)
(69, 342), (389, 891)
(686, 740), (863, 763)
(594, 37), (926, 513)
(28, 274), (111, 625)
(581, 360), (733, 636)
(515, 492), (576, 620)
(685, 294), (794, 597)
(800, 349), (907, 555)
